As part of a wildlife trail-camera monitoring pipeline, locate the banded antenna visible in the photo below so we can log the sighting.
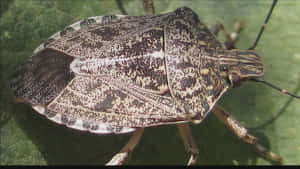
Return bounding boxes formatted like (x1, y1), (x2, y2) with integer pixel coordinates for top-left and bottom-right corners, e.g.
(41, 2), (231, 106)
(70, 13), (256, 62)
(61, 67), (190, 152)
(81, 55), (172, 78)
(248, 0), (278, 50)
(250, 0), (300, 99)
(251, 78), (300, 99)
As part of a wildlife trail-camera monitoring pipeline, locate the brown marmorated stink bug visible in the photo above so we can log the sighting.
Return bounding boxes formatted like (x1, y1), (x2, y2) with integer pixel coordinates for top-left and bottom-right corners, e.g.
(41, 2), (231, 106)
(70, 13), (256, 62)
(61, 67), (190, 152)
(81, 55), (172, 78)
(10, 0), (300, 165)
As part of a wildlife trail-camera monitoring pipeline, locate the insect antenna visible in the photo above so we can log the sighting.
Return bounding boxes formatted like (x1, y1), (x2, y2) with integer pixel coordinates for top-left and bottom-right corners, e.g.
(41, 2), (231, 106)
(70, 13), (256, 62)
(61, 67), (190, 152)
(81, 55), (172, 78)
(248, 0), (278, 50)
(251, 78), (300, 99)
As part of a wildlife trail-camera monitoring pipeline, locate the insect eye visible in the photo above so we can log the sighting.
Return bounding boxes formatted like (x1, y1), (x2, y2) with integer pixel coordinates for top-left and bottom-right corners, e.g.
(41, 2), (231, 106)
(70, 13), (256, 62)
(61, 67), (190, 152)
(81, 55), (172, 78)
(220, 65), (228, 72)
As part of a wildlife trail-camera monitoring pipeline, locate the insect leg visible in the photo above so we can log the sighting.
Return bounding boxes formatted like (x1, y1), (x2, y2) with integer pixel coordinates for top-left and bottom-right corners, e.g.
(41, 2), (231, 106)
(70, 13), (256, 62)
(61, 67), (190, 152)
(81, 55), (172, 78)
(212, 105), (282, 164)
(143, 0), (155, 15)
(177, 123), (199, 165)
(105, 128), (144, 166)
(210, 21), (241, 50)
(13, 97), (27, 103)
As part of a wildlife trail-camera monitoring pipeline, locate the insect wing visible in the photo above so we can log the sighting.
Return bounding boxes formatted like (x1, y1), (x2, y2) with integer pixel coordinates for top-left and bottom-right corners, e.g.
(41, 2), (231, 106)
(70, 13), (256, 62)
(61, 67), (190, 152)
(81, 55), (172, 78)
(11, 49), (75, 105)
(41, 13), (170, 59)
(46, 76), (189, 134)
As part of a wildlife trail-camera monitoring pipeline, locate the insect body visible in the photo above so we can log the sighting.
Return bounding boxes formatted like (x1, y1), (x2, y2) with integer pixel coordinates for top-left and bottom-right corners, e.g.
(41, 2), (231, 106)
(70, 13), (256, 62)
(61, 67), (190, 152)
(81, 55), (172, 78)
(11, 0), (297, 165)
(12, 7), (263, 131)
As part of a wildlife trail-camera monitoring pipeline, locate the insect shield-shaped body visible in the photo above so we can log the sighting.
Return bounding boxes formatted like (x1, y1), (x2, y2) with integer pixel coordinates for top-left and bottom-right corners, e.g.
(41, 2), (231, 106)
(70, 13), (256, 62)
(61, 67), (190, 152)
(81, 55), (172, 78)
(11, 7), (263, 134)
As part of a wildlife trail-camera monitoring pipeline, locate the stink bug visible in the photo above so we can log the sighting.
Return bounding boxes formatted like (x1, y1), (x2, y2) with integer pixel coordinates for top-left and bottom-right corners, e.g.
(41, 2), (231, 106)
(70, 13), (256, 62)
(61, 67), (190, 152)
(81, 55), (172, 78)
(6, 0), (300, 165)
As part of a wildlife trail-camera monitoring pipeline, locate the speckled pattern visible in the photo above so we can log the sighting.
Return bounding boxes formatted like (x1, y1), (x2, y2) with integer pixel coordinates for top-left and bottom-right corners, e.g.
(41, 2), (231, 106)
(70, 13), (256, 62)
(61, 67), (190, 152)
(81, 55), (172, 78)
(10, 7), (264, 134)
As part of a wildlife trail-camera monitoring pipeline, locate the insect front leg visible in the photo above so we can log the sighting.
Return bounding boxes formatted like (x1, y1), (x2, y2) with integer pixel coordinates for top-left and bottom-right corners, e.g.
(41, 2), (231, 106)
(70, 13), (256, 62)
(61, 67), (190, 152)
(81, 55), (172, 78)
(177, 123), (199, 165)
(105, 128), (144, 166)
(210, 21), (241, 50)
(212, 105), (282, 164)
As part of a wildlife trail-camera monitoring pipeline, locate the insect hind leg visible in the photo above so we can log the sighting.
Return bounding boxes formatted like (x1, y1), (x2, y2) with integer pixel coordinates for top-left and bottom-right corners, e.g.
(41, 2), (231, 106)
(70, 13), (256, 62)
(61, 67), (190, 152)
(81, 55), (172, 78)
(106, 128), (144, 165)
(213, 105), (282, 164)
(177, 123), (199, 165)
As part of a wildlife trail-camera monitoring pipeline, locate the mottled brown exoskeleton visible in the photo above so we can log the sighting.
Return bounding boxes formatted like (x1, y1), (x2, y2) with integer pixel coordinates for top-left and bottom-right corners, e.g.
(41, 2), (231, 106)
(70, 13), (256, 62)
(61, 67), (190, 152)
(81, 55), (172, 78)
(11, 0), (300, 165)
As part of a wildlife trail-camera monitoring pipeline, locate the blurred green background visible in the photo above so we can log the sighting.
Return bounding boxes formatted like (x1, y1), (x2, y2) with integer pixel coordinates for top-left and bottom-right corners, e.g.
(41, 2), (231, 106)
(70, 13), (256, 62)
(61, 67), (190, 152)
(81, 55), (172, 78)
(1, 0), (300, 165)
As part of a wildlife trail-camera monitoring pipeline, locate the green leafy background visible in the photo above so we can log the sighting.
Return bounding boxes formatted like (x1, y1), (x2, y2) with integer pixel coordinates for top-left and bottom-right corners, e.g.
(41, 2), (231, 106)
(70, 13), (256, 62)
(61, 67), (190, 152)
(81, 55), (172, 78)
(1, 0), (300, 165)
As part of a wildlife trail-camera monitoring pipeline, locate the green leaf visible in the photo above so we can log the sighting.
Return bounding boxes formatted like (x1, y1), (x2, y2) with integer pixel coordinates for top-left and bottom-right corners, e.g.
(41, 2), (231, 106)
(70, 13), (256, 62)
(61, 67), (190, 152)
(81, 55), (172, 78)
(1, 0), (299, 165)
